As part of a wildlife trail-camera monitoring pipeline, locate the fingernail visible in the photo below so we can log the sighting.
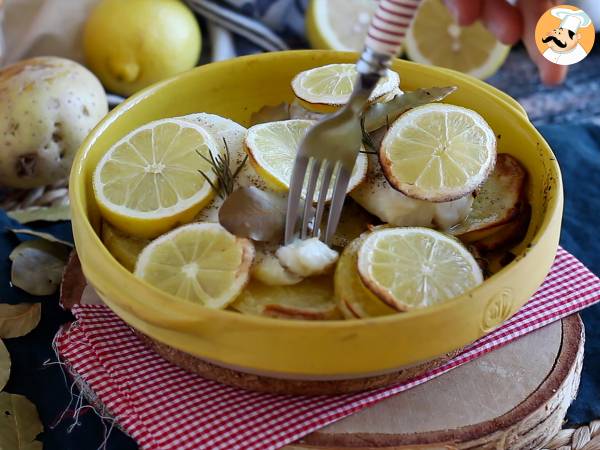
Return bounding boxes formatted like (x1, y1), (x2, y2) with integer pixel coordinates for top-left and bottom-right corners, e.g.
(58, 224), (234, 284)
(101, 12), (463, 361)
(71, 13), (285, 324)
(540, 65), (567, 86)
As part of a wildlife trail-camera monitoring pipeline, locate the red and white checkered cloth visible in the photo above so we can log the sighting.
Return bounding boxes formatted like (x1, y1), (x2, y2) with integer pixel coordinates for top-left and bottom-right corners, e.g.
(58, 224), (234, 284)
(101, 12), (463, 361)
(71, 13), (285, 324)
(56, 247), (600, 450)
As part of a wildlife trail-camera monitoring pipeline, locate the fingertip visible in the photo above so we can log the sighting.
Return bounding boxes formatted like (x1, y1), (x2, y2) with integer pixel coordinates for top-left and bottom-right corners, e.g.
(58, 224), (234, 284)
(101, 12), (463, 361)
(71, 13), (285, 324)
(481, 0), (523, 45)
(540, 63), (568, 86)
(494, 16), (523, 45)
(444, 0), (482, 26)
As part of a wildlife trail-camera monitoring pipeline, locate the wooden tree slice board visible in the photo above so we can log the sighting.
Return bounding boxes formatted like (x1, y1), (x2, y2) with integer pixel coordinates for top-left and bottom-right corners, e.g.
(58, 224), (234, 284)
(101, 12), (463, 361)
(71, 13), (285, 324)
(290, 315), (584, 449)
(61, 252), (584, 449)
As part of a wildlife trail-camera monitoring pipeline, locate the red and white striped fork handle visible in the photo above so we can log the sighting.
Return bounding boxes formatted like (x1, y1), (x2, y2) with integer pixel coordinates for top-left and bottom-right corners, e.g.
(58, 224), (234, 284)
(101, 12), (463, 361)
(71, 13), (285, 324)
(365, 0), (422, 57)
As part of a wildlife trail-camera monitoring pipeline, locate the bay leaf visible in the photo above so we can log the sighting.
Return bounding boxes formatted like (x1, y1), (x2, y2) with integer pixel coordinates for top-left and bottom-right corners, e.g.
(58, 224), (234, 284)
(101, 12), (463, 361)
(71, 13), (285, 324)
(250, 102), (290, 125)
(363, 86), (458, 131)
(8, 204), (71, 224)
(0, 340), (9, 391)
(0, 393), (43, 450)
(0, 304), (41, 338)
(9, 229), (73, 248)
(10, 240), (70, 296)
(219, 187), (289, 242)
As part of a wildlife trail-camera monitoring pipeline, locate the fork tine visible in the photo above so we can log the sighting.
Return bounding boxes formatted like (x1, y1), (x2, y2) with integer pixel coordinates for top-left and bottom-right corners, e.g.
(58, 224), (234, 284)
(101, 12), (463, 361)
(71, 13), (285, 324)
(311, 160), (333, 238)
(285, 155), (309, 244)
(300, 159), (321, 239)
(324, 166), (351, 245)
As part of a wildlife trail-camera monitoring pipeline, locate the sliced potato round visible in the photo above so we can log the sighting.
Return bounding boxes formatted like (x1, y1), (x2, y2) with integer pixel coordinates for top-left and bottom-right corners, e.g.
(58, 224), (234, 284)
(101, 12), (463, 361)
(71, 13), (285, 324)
(472, 204), (531, 252)
(334, 235), (397, 319)
(231, 276), (340, 320)
(449, 153), (527, 236)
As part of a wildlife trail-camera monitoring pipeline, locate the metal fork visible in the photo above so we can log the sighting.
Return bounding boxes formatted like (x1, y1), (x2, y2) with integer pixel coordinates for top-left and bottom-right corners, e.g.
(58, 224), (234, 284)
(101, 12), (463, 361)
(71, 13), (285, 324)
(284, 0), (422, 245)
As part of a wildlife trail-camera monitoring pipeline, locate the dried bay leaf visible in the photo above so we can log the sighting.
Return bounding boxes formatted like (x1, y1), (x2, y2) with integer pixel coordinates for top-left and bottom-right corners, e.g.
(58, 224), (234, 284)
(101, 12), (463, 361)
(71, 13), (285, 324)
(363, 86), (457, 131)
(9, 229), (73, 247)
(250, 102), (290, 125)
(10, 240), (70, 296)
(0, 340), (9, 391)
(8, 204), (71, 224)
(0, 393), (43, 450)
(219, 187), (289, 242)
(0, 304), (41, 338)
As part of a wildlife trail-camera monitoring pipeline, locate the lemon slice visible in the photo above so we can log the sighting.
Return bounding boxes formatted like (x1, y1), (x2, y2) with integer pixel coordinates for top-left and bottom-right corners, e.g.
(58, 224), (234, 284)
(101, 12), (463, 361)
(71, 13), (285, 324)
(358, 227), (483, 311)
(135, 223), (254, 308)
(335, 235), (396, 319)
(101, 221), (149, 272)
(306, 0), (377, 52)
(93, 118), (220, 238)
(291, 64), (399, 107)
(231, 276), (340, 320)
(245, 119), (368, 198)
(380, 104), (496, 202)
(405, 0), (510, 79)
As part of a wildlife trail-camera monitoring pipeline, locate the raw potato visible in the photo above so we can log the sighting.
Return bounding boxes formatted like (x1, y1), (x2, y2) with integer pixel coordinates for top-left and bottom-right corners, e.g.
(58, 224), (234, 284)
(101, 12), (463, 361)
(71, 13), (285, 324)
(0, 57), (108, 188)
(449, 153), (527, 237)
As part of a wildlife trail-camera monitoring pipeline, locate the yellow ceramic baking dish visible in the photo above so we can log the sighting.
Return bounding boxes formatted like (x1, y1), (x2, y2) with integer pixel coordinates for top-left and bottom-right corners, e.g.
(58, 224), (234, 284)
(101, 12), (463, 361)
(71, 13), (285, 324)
(70, 50), (562, 379)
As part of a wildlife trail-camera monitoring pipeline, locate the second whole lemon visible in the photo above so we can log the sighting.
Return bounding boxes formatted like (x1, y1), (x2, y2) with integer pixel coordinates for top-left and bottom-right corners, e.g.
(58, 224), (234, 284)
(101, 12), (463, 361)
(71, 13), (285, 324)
(83, 0), (201, 97)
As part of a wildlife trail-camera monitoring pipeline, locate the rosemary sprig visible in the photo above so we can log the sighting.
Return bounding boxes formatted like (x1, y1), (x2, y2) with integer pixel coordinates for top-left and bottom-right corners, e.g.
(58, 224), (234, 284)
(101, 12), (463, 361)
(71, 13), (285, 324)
(197, 138), (248, 199)
(360, 116), (377, 155)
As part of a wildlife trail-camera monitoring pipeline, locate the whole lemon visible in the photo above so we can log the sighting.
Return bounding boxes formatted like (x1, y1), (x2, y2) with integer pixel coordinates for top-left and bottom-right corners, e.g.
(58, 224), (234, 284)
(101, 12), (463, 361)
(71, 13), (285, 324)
(83, 0), (201, 96)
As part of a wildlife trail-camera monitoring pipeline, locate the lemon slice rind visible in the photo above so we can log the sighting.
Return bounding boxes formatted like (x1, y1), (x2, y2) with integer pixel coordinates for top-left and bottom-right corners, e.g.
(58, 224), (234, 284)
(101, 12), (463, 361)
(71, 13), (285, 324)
(93, 118), (221, 237)
(404, 0), (510, 79)
(380, 104), (496, 202)
(307, 0), (378, 52)
(291, 63), (400, 106)
(134, 223), (254, 309)
(357, 227), (483, 311)
(244, 119), (368, 198)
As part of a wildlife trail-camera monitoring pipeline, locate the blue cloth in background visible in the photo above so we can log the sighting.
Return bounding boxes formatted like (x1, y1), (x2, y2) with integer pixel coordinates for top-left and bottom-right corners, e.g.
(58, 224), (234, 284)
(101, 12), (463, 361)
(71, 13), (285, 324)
(538, 124), (600, 424)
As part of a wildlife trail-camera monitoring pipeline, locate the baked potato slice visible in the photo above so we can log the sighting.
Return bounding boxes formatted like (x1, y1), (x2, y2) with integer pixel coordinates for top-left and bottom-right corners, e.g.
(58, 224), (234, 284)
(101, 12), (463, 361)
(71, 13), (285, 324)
(450, 153), (527, 237)
(473, 204), (532, 252)
(231, 277), (341, 320)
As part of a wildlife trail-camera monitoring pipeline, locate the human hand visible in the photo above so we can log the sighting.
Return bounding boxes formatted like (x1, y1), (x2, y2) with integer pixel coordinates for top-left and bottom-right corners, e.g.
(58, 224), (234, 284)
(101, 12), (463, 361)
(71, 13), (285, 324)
(444, 0), (568, 85)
